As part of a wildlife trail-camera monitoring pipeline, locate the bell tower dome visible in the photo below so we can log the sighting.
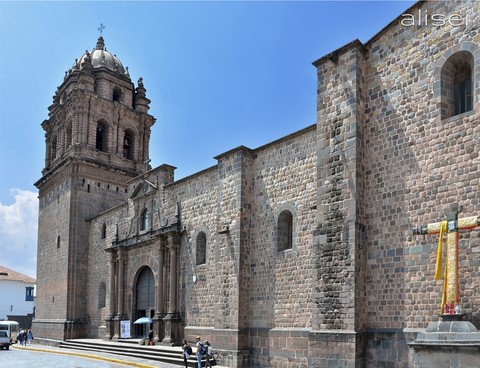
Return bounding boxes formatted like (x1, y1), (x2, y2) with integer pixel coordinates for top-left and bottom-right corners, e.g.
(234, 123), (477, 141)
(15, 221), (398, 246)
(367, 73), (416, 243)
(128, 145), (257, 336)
(33, 35), (156, 340)
(41, 35), (154, 179)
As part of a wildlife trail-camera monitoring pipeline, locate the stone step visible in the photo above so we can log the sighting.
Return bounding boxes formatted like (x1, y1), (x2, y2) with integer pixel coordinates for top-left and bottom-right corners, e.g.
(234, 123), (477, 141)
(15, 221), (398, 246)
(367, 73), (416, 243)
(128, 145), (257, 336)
(59, 339), (218, 367)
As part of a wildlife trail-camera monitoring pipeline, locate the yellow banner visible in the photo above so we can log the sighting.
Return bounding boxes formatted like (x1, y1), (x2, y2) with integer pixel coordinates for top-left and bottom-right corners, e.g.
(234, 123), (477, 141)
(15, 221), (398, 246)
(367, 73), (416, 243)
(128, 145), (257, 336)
(446, 232), (458, 305)
(434, 221), (447, 280)
(427, 221), (443, 234)
(458, 216), (478, 230)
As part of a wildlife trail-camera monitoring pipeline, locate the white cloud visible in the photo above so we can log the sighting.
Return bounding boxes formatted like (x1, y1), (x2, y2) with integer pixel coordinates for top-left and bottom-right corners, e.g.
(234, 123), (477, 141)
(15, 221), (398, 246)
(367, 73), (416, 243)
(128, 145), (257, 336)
(0, 189), (38, 278)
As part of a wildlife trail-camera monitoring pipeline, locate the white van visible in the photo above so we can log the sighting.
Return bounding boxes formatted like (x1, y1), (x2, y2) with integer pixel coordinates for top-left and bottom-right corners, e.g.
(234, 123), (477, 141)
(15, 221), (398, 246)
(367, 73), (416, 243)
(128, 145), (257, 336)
(0, 321), (19, 343)
(0, 331), (12, 350)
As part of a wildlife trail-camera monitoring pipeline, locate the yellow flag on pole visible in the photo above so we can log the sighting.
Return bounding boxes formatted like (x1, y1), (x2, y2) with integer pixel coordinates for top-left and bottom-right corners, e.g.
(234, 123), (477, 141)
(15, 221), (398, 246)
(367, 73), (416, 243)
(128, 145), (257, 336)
(434, 221), (447, 280)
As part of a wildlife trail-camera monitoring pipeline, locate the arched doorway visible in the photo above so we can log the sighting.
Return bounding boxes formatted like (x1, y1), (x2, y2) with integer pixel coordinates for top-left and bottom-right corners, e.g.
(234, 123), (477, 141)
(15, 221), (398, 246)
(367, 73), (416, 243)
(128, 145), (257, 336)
(135, 266), (155, 337)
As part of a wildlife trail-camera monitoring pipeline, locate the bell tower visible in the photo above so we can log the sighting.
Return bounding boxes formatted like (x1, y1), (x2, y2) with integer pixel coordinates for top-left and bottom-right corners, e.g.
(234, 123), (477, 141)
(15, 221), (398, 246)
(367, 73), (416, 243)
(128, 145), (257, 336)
(33, 35), (155, 340)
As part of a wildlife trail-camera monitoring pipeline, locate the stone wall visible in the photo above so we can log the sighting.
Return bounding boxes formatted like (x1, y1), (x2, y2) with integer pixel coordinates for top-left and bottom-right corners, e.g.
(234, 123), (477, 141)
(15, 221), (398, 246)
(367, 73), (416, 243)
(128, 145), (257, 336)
(363, 0), (480, 331)
(83, 124), (317, 366)
(34, 159), (133, 340)
(34, 172), (72, 340)
(37, 1), (480, 366)
(246, 126), (317, 367)
(310, 1), (480, 366)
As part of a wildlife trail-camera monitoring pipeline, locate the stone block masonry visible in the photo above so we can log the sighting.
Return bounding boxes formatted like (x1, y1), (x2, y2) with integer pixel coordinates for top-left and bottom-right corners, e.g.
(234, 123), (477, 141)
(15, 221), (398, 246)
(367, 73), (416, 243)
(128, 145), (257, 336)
(33, 1), (480, 367)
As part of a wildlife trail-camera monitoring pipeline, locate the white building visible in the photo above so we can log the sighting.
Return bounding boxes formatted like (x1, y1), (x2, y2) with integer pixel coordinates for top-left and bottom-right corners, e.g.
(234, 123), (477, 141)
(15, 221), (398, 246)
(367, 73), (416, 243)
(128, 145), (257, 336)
(0, 265), (35, 321)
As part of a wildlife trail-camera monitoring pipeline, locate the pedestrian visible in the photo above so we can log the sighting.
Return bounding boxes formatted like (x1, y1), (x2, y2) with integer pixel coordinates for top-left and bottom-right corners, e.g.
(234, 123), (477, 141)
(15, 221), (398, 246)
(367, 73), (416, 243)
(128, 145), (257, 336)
(148, 329), (155, 345)
(204, 340), (214, 368)
(18, 329), (24, 346)
(195, 336), (205, 368)
(182, 339), (193, 368)
(27, 329), (34, 345)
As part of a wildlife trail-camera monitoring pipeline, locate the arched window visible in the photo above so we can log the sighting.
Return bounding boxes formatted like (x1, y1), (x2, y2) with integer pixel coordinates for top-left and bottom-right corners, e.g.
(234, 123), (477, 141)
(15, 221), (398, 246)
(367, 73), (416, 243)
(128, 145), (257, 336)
(277, 210), (293, 252)
(196, 232), (207, 266)
(123, 130), (134, 160)
(441, 51), (474, 119)
(51, 135), (58, 162)
(140, 208), (149, 231)
(453, 65), (472, 115)
(113, 86), (122, 102)
(98, 282), (106, 308)
(96, 121), (108, 152)
(101, 223), (107, 239)
(65, 123), (72, 149)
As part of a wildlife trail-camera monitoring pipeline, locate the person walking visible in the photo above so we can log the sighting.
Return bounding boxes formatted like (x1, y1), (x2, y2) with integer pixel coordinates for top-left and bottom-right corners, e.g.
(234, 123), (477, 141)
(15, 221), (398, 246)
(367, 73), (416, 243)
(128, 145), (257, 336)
(204, 340), (214, 368)
(182, 339), (193, 368)
(22, 329), (27, 345)
(195, 336), (205, 368)
(17, 329), (24, 346)
(27, 329), (33, 345)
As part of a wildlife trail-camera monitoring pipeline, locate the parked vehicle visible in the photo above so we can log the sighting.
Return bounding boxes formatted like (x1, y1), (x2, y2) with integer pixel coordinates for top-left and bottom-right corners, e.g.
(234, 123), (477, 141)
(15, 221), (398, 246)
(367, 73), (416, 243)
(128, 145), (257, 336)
(0, 321), (19, 343)
(0, 331), (11, 350)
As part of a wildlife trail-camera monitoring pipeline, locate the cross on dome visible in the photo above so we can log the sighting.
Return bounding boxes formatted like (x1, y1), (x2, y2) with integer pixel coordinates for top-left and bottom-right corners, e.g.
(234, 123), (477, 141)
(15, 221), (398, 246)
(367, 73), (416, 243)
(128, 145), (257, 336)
(98, 23), (105, 36)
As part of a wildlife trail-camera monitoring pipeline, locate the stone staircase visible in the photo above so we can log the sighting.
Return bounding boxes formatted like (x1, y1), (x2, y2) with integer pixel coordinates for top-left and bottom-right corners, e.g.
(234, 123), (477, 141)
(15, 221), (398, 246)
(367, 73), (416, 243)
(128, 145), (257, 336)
(59, 339), (218, 367)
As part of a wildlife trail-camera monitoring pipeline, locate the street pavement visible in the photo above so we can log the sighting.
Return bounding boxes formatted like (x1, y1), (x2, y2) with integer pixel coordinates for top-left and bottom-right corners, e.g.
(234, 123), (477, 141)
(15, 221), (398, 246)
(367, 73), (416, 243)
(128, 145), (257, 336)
(3, 343), (183, 368)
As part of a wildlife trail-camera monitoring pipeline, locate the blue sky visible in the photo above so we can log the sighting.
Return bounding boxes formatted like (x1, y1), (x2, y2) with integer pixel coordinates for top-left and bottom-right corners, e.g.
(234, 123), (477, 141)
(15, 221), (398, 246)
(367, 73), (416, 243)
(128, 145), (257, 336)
(0, 0), (416, 278)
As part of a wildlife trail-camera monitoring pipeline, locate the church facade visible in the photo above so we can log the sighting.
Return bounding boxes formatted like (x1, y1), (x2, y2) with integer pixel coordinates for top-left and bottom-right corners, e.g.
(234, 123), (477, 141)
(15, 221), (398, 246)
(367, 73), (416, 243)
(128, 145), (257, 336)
(33, 1), (480, 367)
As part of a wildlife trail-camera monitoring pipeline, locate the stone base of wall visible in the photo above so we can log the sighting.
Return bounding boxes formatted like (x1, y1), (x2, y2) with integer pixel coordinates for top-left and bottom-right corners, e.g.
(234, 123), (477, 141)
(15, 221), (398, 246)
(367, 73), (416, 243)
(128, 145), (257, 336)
(96, 324), (106, 339)
(409, 321), (480, 368)
(184, 326), (248, 368)
(247, 328), (309, 368)
(309, 329), (365, 368)
(412, 346), (480, 368)
(182, 327), (420, 367)
(32, 319), (87, 341)
(367, 328), (417, 368)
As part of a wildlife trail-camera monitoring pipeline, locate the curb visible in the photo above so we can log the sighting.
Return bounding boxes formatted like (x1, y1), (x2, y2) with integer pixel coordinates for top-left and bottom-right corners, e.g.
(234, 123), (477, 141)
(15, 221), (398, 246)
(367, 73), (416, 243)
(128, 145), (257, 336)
(12, 344), (157, 368)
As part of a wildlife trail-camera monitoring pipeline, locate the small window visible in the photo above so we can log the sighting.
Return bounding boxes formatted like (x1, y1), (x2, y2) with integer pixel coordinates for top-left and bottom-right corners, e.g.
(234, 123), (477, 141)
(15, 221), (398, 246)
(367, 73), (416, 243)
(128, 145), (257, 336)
(101, 223), (107, 239)
(196, 232), (207, 266)
(123, 130), (134, 160)
(113, 86), (122, 102)
(440, 51), (474, 119)
(66, 123), (73, 149)
(140, 208), (149, 231)
(25, 287), (34, 302)
(277, 210), (293, 252)
(51, 135), (58, 161)
(454, 68), (472, 115)
(96, 122), (108, 152)
(57, 235), (61, 249)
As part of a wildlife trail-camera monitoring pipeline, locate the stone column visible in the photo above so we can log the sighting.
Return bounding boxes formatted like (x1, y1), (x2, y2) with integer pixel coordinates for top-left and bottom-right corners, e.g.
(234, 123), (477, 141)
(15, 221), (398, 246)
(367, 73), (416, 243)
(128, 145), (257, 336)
(105, 250), (117, 340)
(110, 251), (118, 317)
(154, 236), (166, 342)
(162, 233), (181, 345)
(168, 245), (178, 313)
(113, 247), (126, 340)
(117, 248), (126, 317)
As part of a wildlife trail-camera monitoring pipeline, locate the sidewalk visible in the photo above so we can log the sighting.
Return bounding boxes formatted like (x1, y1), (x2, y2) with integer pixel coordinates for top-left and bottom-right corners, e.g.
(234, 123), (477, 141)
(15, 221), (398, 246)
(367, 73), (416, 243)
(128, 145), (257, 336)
(13, 341), (229, 368)
(13, 343), (161, 368)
